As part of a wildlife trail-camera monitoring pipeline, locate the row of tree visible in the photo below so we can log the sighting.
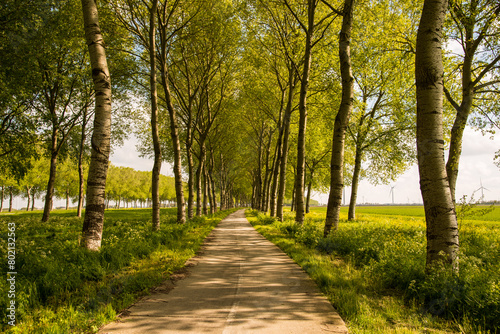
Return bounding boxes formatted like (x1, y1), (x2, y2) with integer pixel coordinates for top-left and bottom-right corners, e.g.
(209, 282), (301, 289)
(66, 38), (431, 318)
(1, 0), (499, 272)
(0, 159), (185, 212)
(240, 0), (499, 272)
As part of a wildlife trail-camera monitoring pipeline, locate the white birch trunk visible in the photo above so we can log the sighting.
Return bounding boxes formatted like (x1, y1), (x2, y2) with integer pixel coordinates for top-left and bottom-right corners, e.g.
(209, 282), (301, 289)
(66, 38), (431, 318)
(80, 0), (112, 251)
(415, 0), (459, 271)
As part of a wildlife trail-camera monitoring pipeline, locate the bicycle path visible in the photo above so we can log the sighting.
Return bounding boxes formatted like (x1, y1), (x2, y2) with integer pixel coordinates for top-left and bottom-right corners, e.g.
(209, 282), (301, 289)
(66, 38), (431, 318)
(100, 209), (348, 334)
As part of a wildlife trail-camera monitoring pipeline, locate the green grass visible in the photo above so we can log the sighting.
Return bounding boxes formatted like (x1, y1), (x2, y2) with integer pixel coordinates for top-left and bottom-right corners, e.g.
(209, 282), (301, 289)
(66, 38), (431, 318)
(248, 207), (500, 334)
(0, 207), (237, 333)
(311, 204), (500, 221)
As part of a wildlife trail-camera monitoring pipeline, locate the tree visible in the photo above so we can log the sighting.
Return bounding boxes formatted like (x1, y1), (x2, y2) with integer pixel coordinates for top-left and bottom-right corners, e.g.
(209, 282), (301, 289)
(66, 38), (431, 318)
(76, 101), (93, 217)
(415, 0), (459, 271)
(0, 174), (17, 212)
(283, 0), (336, 225)
(443, 0), (500, 201)
(156, 0), (190, 224)
(110, 0), (165, 226)
(54, 157), (80, 210)
(240, 0), (304, 219)
(0, 0), (41, 182)
(168, 0), (239, 217)
(7, 0), (90, 222)
(324, 0), (355, 236)
(81, 0), (113, 251)
(345, 1), (416, 220)
(149, 0), (162, 230)
(20, 155), (50, 211)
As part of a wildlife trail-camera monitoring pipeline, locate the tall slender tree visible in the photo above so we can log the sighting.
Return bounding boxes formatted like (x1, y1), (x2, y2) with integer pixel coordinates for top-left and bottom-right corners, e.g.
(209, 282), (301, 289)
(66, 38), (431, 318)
(285, 0), (316, 225)
(444, 0), (500, 201)
(415, 0), (459, 271)
(149, 0), (162, 230)
(324, 0), (355, 236)
(81, 0), (113, 251)
(157, 0), (186, 223)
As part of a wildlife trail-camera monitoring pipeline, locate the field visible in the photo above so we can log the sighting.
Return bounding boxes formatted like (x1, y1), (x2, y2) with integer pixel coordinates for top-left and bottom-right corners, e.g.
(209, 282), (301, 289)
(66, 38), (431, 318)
(0, 208), (237, 333)
(319, 204), (500, 221)
(1, 205), (498, 333)
(248, 205), (500, 333)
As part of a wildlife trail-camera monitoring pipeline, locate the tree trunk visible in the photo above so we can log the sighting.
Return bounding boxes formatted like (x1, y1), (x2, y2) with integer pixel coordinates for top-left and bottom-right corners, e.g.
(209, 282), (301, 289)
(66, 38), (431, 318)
(415, 0), (459, 271)
(306, 176), (312, 214)
(42, 130), (58, 222)
(31, 193), (35, 211)
(160, 66), (185, 224)
(203, 166), (208, 215)
(26, 187), (31, 212)
(277, 69), (297, 221)
(261, 132), (272, 212)
(446, 107), (470, 202)
(0, 186), (3, 212)
(445, 47), (474, 202)
(324, 0), (355, 237)
(348, 149), (362, 220)
(186, 134), (195, 219)
(150, 0), (161, 231)
(9, 187), (13, 212)
(77, 106), (88, 218)
(207, 166), (214, 214)
(220, 188), (225, 211)
(254, 131), (264, 210)
(294, 0), (316, 225)
(270, 90), (285, 217)
(209, 153), (217, 213)
(81, 0), (113, 251)
(66, 189), (69, 210)
(269, 140), (282, 217)
(196, 142), (206, 216)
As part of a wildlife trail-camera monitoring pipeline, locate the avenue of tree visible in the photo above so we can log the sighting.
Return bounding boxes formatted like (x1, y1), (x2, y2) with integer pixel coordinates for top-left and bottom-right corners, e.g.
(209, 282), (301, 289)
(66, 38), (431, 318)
(1, 0), (499, 271)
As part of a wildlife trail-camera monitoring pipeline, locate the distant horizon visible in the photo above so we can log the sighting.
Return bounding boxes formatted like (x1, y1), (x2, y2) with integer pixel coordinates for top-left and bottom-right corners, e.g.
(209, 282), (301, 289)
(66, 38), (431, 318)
(3, 127), (498, 211)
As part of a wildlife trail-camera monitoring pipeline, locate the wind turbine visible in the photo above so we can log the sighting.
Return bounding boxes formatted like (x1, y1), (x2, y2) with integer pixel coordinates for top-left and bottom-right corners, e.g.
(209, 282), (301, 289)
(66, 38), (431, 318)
(476, 178), (489, 201)
(389, 185), (395, 205)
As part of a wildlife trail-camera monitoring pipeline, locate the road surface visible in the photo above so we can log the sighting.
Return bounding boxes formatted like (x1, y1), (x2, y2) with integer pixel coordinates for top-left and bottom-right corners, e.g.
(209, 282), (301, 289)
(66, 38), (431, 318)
(100, 209), (348, 334)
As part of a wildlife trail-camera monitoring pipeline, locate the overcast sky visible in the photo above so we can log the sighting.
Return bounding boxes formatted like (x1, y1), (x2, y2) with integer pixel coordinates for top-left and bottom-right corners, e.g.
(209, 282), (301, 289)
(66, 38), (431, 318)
(109, 126), (499, 206)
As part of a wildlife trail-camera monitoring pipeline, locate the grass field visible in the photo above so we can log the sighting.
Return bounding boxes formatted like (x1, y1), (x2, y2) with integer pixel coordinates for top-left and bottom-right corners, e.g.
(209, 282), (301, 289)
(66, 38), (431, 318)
(248, 205), (500, 334)
(315, 204), (500, 221)
(2, 205), (498, 333)
(0, 208), (237, 333)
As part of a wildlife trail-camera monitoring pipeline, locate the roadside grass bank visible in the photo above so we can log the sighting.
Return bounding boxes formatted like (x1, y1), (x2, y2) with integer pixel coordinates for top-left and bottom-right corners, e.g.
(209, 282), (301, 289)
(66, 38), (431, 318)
(0, 208), (237, 333)
(247, 207), (500, 334)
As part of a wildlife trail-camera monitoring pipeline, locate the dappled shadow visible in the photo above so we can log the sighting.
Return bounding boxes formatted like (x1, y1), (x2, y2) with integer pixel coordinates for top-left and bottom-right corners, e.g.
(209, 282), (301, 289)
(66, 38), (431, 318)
(100, 210), (347, 334)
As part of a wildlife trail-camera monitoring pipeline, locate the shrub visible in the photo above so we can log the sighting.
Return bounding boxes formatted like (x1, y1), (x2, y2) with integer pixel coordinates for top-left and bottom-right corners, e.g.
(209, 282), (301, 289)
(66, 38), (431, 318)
(295, 221), (322, 247)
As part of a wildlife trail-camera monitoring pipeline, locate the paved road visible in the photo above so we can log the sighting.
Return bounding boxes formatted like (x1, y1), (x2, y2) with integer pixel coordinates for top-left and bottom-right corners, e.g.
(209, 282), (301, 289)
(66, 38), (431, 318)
(100, 210), (348, 334)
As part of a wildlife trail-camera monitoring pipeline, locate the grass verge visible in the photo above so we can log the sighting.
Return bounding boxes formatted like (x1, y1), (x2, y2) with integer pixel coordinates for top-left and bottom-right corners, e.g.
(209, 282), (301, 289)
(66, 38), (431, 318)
(0, 208), (237, 333)
(247, 208), (500, 334)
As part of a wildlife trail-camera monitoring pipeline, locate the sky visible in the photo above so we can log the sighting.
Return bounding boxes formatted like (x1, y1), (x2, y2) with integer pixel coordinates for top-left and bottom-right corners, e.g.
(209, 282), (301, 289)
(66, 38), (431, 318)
(109, 126), (500, 206)
(315, 127), (500, 205)
(7, 126), (497, 210)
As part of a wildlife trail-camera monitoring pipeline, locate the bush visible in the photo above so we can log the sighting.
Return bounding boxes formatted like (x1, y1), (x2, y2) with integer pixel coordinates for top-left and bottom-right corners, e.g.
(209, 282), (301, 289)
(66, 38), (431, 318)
(295, 221), (322, 247)
(275, 220), (298, 235)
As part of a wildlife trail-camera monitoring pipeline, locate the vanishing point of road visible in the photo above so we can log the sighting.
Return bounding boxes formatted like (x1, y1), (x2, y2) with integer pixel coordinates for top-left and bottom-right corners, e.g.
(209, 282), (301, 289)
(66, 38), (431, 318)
(100, 209), (348, 334)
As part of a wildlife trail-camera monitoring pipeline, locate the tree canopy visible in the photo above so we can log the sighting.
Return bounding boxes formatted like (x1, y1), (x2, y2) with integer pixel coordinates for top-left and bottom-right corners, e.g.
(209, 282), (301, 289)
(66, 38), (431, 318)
(1, 0), (499, 270)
